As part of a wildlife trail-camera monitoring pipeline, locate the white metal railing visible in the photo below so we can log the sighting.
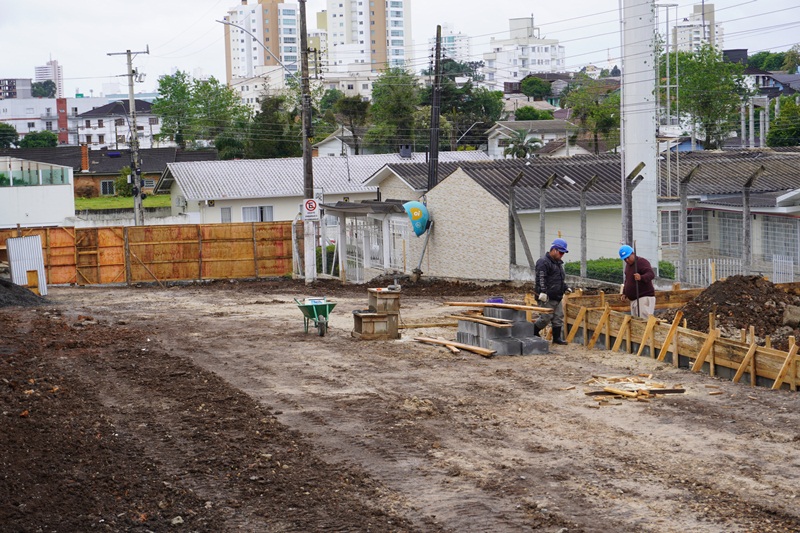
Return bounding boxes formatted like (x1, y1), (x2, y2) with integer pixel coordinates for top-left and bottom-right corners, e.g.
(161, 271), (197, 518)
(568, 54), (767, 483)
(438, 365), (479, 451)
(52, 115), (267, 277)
(772, 255), (795, 284)
(680, 258), (745, 287)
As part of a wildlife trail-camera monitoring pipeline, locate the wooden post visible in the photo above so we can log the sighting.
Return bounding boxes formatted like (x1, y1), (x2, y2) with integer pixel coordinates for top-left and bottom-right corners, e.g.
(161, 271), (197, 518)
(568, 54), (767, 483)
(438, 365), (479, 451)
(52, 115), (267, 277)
(772, 344), (799, 390)
(124, 226), (131, 285)
(733, 344), (758, 384)
(636, 315), (658, 358)
(198, 225), (204, 280)
(252, 223), (259, 279)
(587, 306), (611, 349)
(658, 310), (683, 362)
(612, 315), (632, 352)
(789, 336), (797, 392)
(691, 329), (719, 372)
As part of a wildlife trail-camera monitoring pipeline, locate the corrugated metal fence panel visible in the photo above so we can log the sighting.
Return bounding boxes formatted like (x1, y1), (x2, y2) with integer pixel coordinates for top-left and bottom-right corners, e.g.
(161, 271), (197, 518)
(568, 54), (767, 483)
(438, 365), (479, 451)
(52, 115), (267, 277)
(6, 235), (48, 295)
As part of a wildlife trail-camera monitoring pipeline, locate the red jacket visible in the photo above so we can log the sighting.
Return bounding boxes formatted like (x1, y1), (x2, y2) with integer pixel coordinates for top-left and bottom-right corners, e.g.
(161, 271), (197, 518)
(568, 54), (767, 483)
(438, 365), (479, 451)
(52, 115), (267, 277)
(623, 256), (655, 300)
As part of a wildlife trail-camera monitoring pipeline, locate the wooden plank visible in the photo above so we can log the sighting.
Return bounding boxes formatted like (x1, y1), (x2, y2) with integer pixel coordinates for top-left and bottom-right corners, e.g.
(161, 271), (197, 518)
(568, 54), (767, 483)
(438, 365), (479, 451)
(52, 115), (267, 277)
(636, 315), (658, 358)
(444, 302), (552, 313)
(691, 329), (719, 372)
(603, 387), (638, 398)
(657, 311), (684, 361)
(414, 337), (495, 357)
(447, 315), (512, 327)
(789, 337), (797, 392)
(611, 315), (632, 352)
(399, 322), (458, 329)
(587, 306), (611, 349)
(772, 344), (799, 390)
(733, 344), (758, 383)
(566, 307), (587, 343)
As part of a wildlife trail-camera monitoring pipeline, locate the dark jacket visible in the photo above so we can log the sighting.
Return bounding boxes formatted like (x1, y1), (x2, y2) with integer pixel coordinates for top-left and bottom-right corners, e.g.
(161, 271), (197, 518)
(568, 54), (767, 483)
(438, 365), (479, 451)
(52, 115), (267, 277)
(623, 256), (656, 300)
(535, 252), (567, 302)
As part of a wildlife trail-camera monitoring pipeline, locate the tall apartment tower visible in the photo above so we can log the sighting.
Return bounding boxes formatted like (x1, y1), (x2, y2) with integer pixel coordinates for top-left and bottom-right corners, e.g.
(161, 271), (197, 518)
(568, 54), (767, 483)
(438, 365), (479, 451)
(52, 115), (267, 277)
(429, 23), (471, 64)
(672, 3), (724, 52)
(224, 0), (300, 84)
(34, 59), (64, 97)
(482, 17), (566, 90)
(325, 0), (412, 73)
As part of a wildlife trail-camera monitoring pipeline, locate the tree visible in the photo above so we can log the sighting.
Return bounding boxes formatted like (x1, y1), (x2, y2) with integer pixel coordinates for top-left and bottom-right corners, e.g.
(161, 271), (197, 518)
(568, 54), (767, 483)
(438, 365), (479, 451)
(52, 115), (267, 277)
(31, 80), (56, 98)
(782, 45), (800, 74)
(748, 51), (785, 71)
(514, 106), (553, 121)
(767, 96), (800, 147)
(245, 94), (302, 159)
(334, 95), (370, 155)
(18, 130), (57, 148)
(503, 130), (542, 159)
(678, 44), (749, 149)
(520, 77), (551, 101)
(152, 71), (194, 149)
(114, 166), (133, 196)
(610, 65), (621, 77)
(365, 68), (419, 151)
(0, 123), (19, 148)
(319, 89), (344, 114)
(191, 77), (250, 143)
(563, 74), (620, 153)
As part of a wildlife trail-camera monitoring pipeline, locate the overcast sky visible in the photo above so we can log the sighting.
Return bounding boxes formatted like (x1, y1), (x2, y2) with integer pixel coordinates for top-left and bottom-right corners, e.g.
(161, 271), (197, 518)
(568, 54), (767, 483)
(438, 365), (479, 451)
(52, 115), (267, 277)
(1, 0), (797, 98)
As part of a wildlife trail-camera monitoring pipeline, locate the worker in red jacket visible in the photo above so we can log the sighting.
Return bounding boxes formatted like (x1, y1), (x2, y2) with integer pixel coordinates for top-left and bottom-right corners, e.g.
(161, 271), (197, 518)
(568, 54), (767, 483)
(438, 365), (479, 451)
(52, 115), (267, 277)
(619, 245), (656, 319)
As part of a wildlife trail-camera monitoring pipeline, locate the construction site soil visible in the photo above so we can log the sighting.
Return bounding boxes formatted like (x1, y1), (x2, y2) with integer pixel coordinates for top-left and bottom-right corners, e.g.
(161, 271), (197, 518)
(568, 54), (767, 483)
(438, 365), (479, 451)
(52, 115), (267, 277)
(2, 276), (800, 532)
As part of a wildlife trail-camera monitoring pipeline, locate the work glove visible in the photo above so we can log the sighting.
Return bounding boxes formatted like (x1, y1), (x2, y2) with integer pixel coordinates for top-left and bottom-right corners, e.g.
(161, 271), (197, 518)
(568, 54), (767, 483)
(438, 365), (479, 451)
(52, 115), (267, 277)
(538, 292), (548, 303)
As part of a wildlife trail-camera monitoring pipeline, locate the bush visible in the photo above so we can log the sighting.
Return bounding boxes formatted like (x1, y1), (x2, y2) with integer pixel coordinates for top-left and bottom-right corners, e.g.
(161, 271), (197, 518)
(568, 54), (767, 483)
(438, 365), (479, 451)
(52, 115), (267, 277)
(564, 258), (675, 283)
(75, 185), (97, 198)
(316, 245), (339, 276)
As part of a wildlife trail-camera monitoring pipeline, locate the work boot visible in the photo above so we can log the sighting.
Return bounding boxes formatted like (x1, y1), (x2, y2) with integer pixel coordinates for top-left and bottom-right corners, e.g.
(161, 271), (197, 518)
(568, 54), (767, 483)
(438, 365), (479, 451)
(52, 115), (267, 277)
(551, 326), (568, 345)
(533, 324), (542, 337)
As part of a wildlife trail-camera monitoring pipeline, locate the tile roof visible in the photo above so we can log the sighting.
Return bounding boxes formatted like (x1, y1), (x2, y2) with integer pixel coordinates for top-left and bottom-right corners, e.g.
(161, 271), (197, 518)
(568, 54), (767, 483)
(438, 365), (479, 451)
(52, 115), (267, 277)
(77, 99), (152, 117)
(157, 151), (491, 200)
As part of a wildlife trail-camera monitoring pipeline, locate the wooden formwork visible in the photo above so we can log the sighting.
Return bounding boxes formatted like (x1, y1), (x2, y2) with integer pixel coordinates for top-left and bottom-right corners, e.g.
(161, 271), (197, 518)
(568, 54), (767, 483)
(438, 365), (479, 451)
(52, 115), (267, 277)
(561, 285), (800, 392)
(0, 222), (294, 287)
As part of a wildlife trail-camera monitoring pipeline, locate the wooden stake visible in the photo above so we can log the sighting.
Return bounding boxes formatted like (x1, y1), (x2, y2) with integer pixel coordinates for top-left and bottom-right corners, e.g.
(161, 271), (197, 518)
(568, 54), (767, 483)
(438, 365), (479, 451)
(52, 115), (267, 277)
(691, 329), (719, 372)
(612, 315), (632, 352)
(636, 315), (658, 358)
(772, 344), (799, 390)
(788, 336), (796, 392)
(657, 311), (683, 362)
(587, 306), (611, 349)
(733, 344), (757, 384)
(567, 307), (586, 343)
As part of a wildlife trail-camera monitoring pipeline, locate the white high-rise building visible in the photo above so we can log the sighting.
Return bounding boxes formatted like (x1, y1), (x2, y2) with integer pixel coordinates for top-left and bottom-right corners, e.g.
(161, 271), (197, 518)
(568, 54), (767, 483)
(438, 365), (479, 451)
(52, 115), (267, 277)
(324, 0), (412, 73)
(482, 17), (566, 90)
(224, 0), (301, 83)
(429, 23), (472, 64)
(34, 59), (64, 97)
(672, 3), (724, 53)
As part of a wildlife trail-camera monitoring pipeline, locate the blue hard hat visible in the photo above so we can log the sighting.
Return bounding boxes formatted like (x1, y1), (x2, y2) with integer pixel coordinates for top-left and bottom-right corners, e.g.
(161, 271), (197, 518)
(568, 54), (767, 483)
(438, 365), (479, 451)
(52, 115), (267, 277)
(551, 238), (568, 253)
(619, 245), (634, 260)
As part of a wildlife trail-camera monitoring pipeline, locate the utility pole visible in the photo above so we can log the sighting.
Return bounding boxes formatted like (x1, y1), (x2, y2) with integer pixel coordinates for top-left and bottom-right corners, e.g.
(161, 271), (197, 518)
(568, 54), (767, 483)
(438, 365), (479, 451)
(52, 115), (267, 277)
(108, 46), (149, 226)
(299, 0), (316, 283)
(426, 25), (442, 192)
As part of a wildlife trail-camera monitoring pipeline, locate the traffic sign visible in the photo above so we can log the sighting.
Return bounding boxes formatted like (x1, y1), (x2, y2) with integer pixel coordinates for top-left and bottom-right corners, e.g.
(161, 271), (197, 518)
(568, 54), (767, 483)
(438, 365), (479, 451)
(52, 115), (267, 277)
(303, 198), (320, 221)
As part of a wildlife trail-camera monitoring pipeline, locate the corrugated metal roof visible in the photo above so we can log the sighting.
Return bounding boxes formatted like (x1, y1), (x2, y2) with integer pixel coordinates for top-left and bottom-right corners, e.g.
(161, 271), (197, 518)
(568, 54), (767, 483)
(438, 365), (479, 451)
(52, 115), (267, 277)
(158, 151), (490, 200)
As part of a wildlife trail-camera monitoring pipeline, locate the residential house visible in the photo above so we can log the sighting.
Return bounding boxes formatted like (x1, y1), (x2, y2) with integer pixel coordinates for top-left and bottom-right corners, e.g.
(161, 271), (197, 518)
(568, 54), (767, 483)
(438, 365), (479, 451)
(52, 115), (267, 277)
(76, 99), (167, 151)
(153, 151), (491, 225)
(485, 120), (578, 159)
(1, 156), (74, 229)
(313, 126), (374, 157)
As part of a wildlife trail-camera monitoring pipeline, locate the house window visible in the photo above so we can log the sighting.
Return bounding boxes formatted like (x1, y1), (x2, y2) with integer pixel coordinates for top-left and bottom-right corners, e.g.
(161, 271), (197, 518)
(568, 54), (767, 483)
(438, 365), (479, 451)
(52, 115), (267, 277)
(242, 206), (274, 222)
(101, 180), (115, 196)
(85, 120), (91, 128)
(143, 179), (155, 189)
(660, 210), (708, 244)
(717, 211), (743, 257)
(149, 117), (159, 125)
(85, 134), (92, 144)
(762, 215), (799, 262)
(98, 134), (105, 144)
(45, 121), (53, 131)
(115, 118), (125, 126)
(98, 119), (104, 128)
(221, 207), (232, 223)
(27, 122), (35, 130)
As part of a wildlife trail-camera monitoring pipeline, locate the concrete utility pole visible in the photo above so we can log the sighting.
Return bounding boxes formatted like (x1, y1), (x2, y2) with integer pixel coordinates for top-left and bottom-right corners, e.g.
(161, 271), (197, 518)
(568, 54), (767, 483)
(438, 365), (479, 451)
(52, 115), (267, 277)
(427, 25), (442, 192)
(108, 46), (149, 226)
(299, 0), (316, 284)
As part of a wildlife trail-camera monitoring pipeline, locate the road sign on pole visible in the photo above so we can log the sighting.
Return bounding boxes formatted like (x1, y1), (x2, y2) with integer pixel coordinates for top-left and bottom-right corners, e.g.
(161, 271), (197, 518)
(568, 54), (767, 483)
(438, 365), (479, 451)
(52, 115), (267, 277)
(303, 198), (320, 221)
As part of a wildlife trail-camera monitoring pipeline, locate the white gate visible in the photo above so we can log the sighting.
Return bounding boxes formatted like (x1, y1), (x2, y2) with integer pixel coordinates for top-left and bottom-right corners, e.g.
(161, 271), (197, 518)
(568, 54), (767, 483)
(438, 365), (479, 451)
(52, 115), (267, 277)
(345, 217), (366, 283)
(389, 217), (410, 272)
(772, 255), (795, 284)
(681, 258), (745, 287)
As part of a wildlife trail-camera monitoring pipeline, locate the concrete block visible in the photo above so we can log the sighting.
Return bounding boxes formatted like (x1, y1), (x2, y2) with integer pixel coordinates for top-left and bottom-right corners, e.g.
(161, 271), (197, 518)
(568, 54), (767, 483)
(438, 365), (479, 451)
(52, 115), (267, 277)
(457, 320), (479, 335)
(511, 321), (536, 337)
(478, 323), (511, 339)
(519, 336), (550, 355)
(485, 337), (522, 356)
(456, 331), (478, 346)
(482, 307), (517, 321)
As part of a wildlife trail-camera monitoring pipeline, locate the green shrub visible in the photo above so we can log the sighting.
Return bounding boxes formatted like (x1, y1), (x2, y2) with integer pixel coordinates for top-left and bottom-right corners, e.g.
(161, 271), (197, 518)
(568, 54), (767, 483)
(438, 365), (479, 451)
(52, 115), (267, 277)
(316, 245), (339, 276)
(564, 258), (675, 283)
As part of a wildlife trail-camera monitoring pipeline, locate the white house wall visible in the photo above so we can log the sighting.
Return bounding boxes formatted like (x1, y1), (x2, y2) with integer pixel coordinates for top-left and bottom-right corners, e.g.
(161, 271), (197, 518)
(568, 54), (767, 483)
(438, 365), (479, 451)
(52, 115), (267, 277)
(416, 169), (510, 280)
(377, 173), (420, 203)
(1, 183), (75, 228)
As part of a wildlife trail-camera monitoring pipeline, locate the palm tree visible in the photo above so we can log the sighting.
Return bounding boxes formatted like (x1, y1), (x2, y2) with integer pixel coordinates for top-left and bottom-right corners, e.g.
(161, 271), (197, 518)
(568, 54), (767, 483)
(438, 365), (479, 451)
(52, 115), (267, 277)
(503, 129), (542, 158)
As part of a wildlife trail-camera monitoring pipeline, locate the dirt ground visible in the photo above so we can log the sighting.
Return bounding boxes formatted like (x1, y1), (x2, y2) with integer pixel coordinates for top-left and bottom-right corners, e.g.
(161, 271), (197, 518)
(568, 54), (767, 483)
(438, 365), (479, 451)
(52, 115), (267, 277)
(2, 277), (800, 533)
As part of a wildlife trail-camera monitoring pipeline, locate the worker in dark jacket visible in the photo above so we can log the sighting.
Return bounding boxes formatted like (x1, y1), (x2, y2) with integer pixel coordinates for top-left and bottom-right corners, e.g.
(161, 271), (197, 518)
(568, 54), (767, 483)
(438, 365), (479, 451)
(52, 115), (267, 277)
(619, 245), (656, 319)
(533, 238), (571, 345)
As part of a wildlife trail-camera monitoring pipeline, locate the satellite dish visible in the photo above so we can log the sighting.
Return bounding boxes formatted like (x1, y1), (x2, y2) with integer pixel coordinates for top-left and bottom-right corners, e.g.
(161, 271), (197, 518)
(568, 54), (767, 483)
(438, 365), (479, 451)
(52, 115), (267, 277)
(403, 201), (430, 237)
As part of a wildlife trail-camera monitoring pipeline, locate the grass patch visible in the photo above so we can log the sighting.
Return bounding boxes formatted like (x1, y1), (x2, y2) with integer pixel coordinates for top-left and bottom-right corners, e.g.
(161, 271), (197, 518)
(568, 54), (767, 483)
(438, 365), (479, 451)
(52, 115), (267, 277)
(565, 257), (675, 283)
(75, 195), (171, 210)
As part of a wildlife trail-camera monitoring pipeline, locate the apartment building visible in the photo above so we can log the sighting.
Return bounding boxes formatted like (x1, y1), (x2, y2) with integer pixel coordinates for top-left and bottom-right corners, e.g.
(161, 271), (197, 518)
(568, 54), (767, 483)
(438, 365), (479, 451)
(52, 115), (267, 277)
(482, 17), (566, 91)
(324, 0), (412, 73)
(429, 23), (472, 64)
(0, 78), (32, 99)
(672, 3), (724, 53)
(224, 0), (301, 83)
(34, 59), (64, 98)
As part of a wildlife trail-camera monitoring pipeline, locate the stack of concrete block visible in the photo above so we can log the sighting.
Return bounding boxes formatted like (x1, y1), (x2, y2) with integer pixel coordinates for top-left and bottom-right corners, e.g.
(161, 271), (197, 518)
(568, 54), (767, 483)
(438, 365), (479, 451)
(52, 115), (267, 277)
(455, 307), (550, 356)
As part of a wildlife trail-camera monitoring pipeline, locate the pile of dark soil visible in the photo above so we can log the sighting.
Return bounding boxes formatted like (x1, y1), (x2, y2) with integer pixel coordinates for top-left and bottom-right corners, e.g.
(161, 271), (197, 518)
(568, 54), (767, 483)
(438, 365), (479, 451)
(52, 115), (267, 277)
(668, 275), (800, 350)
(0, 279), (46, 308)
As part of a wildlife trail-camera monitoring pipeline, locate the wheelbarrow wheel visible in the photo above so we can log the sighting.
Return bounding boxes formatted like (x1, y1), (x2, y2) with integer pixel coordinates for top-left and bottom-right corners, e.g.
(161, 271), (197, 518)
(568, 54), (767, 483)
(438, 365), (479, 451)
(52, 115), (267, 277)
(317, 316), (327, 336)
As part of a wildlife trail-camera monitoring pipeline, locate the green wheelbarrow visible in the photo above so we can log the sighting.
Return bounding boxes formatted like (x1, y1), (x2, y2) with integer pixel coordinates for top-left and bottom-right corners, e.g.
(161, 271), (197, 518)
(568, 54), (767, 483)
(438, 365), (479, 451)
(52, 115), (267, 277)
(294, 298), (337, 336)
